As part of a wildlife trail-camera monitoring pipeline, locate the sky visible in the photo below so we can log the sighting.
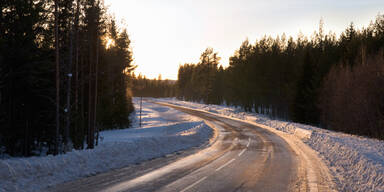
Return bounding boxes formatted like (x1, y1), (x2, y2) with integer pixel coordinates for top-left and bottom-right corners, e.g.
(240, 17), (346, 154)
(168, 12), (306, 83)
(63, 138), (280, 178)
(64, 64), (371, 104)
(104, 0), (384, 80)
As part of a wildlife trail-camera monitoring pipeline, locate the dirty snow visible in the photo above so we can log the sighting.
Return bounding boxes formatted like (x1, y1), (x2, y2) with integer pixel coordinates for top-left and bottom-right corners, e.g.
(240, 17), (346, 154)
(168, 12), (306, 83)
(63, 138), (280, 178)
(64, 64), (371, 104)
(155, 97), (384, 192)
(0, 98), (213, 192)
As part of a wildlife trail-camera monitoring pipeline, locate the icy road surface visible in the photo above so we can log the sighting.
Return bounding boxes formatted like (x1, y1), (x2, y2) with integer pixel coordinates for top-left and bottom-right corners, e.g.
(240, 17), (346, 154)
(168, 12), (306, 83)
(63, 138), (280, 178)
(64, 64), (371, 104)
(48, 102), (335, 192)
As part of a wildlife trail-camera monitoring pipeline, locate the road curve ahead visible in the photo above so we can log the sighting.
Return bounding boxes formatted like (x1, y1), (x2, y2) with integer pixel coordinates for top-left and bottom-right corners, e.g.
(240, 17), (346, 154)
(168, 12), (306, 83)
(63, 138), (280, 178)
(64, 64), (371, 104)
(48, 102), (334, 192)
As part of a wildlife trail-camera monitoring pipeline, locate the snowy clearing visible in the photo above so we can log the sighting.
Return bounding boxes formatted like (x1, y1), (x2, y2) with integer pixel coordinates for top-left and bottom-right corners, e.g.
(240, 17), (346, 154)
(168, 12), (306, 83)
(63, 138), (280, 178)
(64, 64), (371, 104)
(0, 98), (213, 192)
(155, 98), (384, 192)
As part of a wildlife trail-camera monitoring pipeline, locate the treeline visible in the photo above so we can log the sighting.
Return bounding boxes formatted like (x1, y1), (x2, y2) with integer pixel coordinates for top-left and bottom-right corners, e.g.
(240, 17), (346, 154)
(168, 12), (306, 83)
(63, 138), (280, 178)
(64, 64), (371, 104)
(131, 74), (177, 98)
(178, 48), (225, 104)
(320, 53), (384, 138)
(177, 16), (384, 139)
(0, 0), (134, 157)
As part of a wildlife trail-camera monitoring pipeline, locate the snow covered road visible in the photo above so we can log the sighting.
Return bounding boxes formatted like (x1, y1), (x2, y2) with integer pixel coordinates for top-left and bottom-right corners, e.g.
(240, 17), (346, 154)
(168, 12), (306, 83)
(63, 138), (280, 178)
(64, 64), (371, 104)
(48, 101), (335, 192)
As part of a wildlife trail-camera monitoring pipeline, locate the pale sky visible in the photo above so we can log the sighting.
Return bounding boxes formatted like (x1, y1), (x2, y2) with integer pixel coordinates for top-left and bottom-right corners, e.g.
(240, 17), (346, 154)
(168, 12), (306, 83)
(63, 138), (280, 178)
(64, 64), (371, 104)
(104, 0), (384, 80)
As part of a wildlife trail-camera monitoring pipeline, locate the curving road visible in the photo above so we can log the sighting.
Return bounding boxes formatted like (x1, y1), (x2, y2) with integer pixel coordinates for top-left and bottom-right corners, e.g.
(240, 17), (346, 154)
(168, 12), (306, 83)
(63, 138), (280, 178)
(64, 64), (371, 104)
(48, 102), (334, 192)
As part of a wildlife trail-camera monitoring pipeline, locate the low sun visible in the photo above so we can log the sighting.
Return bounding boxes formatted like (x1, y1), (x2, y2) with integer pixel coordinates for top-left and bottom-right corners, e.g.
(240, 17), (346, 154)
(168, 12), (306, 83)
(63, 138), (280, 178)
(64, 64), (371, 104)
(104, 36), (115, 49)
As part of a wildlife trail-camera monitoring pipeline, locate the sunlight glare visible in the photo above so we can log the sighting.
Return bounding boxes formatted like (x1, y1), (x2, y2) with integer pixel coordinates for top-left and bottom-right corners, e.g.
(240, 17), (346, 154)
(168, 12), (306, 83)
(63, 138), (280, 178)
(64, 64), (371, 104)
(104, 36), (115, 49)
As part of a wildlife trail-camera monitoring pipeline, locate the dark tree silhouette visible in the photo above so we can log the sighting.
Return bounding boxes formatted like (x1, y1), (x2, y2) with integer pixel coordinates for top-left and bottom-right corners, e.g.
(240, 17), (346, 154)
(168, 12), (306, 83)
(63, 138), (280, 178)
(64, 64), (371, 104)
(0, 0), (135, 157)
(177, 15), (384, 139)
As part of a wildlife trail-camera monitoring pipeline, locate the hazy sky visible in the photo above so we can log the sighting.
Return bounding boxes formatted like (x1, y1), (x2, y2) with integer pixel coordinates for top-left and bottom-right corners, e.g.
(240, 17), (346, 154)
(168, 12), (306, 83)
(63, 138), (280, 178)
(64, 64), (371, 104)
(104, 0), (384, 80)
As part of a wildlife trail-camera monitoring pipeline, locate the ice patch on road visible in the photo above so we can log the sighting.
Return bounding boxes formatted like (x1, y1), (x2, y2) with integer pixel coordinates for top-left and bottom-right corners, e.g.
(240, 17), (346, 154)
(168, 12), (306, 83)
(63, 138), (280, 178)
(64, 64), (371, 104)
(0, 98), (213, 192)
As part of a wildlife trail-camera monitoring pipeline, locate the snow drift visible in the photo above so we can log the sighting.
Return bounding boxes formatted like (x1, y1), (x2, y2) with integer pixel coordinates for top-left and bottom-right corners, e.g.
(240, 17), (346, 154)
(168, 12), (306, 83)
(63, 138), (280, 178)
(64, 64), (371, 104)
(0, 98), (213, 192)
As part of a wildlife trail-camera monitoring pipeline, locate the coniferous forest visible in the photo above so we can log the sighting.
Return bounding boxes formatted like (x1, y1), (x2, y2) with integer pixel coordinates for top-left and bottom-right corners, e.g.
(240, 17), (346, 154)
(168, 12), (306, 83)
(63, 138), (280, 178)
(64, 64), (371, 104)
(0, 0), (135, 157)
(131, 74), (177, 98)
(2, 0), (384, 158)
(177, 16), (384, 140)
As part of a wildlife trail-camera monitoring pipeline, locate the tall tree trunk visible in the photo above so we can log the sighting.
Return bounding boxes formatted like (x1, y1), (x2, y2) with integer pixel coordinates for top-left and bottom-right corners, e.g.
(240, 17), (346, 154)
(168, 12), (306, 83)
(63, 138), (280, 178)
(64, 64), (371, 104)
(94, 34), (99, 146)
(74, 0), (80, 149)
(8, 68), (14, 155)
(88, 47), (93, 149)
(88, 24), (95, 149)
(80, 55), (85, 149)
(54, 0), (60, 155)
(65, 17), (73, 150)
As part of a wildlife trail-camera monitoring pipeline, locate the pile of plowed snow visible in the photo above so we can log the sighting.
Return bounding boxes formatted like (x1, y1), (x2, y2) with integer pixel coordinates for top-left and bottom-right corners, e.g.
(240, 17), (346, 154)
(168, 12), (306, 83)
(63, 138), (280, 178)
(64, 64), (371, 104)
(0, 98), (213, 192)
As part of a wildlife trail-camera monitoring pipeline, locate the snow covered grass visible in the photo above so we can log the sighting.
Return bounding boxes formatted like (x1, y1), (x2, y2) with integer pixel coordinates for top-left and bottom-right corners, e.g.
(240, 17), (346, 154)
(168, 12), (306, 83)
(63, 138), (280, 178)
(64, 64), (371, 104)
(155, 98), (384, 192)
(0, 98), (213, 192)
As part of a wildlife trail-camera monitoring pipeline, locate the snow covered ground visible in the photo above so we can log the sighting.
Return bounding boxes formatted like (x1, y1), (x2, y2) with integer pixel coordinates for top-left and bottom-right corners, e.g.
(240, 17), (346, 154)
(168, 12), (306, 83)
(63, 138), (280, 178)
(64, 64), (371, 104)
(0, 98), (213, 192)
(2, 97), (383, 192)
(155, 98), (384, 192)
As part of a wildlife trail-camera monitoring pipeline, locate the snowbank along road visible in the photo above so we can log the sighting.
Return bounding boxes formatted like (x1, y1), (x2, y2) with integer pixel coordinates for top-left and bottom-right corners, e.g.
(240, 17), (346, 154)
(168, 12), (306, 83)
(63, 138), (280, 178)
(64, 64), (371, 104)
(49, 101), (335, 192)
